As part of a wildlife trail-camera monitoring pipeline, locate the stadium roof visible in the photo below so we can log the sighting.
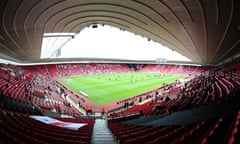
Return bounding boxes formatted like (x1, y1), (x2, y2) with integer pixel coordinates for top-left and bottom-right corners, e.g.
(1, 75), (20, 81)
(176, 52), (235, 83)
(0, 0), (239, 65)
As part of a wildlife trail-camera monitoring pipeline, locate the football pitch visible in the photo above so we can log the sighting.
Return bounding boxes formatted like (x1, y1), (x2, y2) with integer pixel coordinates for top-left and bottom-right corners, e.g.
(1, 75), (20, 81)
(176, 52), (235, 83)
(56, 72), (185, 105)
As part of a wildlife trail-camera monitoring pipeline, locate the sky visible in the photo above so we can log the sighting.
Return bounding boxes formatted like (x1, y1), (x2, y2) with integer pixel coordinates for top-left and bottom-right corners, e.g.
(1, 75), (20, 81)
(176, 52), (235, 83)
(48, 24), (191, 62)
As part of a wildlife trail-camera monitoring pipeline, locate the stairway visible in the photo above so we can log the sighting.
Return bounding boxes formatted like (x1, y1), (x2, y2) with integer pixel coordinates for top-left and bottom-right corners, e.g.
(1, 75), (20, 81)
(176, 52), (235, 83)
(91, 119), (118, 144)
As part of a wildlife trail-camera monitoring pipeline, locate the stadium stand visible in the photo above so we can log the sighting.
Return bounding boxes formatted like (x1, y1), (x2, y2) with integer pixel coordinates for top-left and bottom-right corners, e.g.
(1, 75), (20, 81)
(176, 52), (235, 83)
(0, 64), (83, 116)
(108, 115), (237, 144)
(0, 110), (94, 144)
(0, 0), (240, 143)
(0, 61), (240, 144)
(107, 63), (240, 118)
(0, 61), (240, 143)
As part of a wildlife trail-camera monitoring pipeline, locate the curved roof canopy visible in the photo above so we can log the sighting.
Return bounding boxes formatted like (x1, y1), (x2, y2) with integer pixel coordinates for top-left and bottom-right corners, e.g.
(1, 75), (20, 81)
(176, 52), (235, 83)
(0, 0), (240, 65)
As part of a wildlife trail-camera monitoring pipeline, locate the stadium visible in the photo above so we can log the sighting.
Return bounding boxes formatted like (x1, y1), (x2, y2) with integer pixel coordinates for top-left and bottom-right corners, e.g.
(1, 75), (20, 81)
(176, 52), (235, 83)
(0, 0), (240, 144)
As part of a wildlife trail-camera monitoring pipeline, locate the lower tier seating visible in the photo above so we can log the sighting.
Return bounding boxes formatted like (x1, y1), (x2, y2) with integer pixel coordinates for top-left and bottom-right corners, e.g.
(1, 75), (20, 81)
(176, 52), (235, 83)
(109, 110), (240, 144)
(0, 110), (94, 144)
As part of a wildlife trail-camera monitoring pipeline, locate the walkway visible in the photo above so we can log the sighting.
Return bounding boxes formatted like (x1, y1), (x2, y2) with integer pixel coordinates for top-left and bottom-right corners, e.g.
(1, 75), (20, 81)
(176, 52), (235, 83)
(91, 119), (118, 144)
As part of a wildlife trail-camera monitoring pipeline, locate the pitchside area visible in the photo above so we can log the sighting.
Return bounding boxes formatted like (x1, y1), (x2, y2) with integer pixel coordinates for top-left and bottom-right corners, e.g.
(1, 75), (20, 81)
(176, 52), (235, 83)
(56, 72), (185, 105)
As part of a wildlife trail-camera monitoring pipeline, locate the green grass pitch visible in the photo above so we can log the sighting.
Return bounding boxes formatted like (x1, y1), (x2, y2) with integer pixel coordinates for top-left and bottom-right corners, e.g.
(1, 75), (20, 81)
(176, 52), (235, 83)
(56, 72), (185, 105)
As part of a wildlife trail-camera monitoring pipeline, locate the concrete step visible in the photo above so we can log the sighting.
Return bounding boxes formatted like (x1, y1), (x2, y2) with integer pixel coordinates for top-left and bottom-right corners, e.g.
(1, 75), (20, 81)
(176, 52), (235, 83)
(91, 119), (118, 144)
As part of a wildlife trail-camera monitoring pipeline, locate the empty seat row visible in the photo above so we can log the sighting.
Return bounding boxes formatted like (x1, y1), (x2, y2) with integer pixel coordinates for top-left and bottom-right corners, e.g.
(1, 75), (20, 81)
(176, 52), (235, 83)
(109, 111), (240, 144)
